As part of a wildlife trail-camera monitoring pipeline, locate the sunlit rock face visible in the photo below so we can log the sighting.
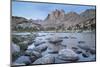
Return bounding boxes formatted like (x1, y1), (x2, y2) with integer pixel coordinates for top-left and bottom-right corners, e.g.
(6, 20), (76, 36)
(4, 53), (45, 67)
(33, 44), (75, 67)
(45, 9), (65, 21)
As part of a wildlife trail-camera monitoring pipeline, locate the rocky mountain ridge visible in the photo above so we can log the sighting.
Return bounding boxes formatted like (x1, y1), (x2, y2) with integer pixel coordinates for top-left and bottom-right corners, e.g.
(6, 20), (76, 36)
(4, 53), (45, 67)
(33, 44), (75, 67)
(12, 9), (96, 32)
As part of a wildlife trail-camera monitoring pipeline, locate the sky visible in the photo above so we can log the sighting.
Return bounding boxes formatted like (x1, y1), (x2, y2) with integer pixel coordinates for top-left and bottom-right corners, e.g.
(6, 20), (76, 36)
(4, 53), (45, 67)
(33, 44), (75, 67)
(12, 1), (95, 20)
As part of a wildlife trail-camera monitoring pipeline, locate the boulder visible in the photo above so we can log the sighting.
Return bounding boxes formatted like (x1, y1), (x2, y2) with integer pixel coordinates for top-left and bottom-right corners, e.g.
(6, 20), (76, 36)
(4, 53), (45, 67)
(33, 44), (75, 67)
(12, 34), (35, 45)
(48, 37), (63, 44)
(11, 43), (22, 62)
(14, 56), (31, 65)
(82, 53), (89, 58)
(82, 51), (90, 58)
(71, 47), (83, 54)
(12, 33), (36, 51)
(25, 49), (41, 62)
(34, 40), (46, 46)
(25, 49), (42, 58)
(78, 41), (85, 44)
(11, 43), (20, 54)
(27, 43), (35, 50)
(90, 48), (96, 54)
(32, 58), (42, 64)
(58, 49), (79, 61)
(75, 49), (83, 54)
(77, 44), (96, 54)
(31, 50), (42, 58)
(35, 43), (47, 52)
(63, 36), (69, 39)
(46, 35), (65, 53)
(47, 43), (64, 53)
(33, 54), (55, 64)
(70, 36), (77, 39)
(78, 44), (90, 51)
(55, 57), (72, 63)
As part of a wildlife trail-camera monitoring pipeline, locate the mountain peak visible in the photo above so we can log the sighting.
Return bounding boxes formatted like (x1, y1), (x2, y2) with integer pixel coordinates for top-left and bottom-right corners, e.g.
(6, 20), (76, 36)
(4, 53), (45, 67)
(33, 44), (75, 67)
(65, 12), (79, 17)
(80, 9), (96, 19)
(45, 9), (65, 21)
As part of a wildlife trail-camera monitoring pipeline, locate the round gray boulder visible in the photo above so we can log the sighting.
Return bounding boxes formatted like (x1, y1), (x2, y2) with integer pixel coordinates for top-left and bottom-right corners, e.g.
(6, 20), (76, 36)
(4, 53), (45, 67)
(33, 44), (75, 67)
(58, 49), (79, 61)
(14, 56), (31, 65)
(11, 43), (20, 54)
(32, 54), (55, 64)
(48, 36), (63, 44)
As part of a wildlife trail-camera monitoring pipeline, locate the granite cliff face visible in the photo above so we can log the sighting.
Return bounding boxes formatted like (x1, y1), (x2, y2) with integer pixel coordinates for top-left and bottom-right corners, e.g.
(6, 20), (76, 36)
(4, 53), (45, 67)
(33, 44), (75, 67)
(42, 9), (65, 29)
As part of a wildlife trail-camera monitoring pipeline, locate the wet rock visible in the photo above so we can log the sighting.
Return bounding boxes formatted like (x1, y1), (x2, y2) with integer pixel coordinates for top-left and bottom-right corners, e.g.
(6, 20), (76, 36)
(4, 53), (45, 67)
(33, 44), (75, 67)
(25, 49), (41, 62)
(12, 52), (21, 62)
(63, 36), (69, 39)
(76, 50), (82, 54)
(58, 36), (68, 39)
(77, 44), (95, 54)
(14, 56), (31, 65)
(12, 33), (36, 51)
(37, 34), (46, 37)
(34, 41), (46, 46)
(33, 54), (55, 64)
(58, 49), (79, 61)
(11, 43), (21, 62)
(25, 49), (42, 58)
(46, 38), (51, 40)
(46, 35), (65, 53)
(47, 43), (64, 53)
(78, 44), (90, 51)
(71, 47), (78, 51)
(12, 33), (36, 45)
(48, 38), (63, 44)
(30, 55), (38, 62)
(32, 58), (42, 64)
(55, 57), (72, 63)
(82, 53), (89, 58)
(90, 48), (96, 54)
(78, 41), (85, 44)
(48, 35), (63, 44)
(32, 50), (42, 58)
(48, 51), (59, 54)
(82, 51), (90, 58)
(70, 36), (77, 39)
(35, 43), (47, 52)
(27, 43), (35, 50)
(11, 43), (20, 54)
(71, 47), (82, 54)
(25, 49), (32, 56)
(12, 63), (25, 66)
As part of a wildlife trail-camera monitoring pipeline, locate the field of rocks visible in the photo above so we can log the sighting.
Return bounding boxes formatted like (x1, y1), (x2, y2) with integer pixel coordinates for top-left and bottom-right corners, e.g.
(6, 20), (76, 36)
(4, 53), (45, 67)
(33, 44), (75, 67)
(11, 32), (96, 66)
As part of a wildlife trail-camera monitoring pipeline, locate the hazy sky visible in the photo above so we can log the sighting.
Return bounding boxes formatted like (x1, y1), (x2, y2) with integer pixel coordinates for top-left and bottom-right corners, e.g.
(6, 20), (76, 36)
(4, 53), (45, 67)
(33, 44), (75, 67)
(12, 1), (95, 20)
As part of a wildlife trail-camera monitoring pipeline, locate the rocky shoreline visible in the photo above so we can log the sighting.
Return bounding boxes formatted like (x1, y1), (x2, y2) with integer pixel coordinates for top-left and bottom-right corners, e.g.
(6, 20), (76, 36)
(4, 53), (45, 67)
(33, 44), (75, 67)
(11, 32), (96, 66)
